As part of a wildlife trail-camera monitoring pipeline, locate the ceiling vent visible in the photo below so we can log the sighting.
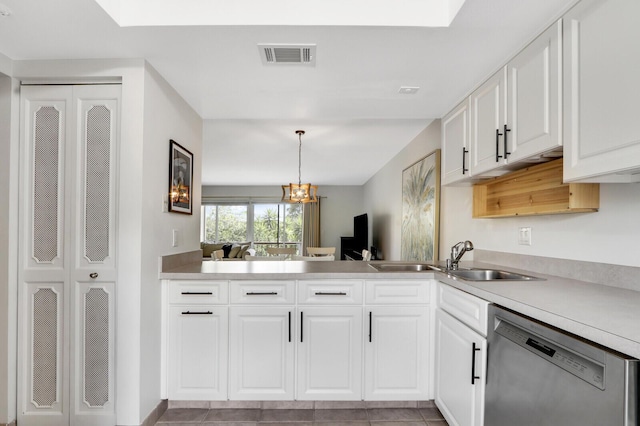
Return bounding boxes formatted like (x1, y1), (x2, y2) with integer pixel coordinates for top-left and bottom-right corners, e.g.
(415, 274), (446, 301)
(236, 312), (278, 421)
(258, 44), (316, 66)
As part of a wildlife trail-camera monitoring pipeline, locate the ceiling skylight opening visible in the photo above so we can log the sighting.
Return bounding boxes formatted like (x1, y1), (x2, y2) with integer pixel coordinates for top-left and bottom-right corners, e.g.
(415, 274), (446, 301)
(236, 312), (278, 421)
(93, 0), (467, 27)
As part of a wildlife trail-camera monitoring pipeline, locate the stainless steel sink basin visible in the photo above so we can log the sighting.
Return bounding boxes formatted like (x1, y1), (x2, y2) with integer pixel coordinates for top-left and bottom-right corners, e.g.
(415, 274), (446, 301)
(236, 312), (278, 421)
(370, 263), (441, 272)
(447, 269), (542, 281)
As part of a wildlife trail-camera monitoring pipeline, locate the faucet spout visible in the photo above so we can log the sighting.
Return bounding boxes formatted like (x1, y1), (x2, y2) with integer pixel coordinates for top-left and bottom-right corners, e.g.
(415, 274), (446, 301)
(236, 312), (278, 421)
(447, 240), (474, 270)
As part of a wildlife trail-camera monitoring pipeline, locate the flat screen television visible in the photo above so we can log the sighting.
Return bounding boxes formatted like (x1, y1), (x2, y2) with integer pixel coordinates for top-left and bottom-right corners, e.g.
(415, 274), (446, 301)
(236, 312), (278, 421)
(353, 213), (368, 251)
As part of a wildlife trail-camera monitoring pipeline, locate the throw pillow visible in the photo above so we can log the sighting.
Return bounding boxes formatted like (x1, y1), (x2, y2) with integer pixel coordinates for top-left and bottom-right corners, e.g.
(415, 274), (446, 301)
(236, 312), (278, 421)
(222, 244), (233, 258)
(228, 245), (241, 259)
(237, 244), (250, 258)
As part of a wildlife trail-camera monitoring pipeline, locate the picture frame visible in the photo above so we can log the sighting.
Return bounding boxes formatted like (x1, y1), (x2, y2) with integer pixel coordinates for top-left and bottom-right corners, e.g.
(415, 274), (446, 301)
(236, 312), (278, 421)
(401, 149), (441, 262)
(169, 139), (193, 214)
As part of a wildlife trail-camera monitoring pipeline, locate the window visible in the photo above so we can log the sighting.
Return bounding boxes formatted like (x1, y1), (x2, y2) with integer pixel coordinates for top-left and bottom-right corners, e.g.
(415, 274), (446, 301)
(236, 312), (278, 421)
(201, 202), (303, 255)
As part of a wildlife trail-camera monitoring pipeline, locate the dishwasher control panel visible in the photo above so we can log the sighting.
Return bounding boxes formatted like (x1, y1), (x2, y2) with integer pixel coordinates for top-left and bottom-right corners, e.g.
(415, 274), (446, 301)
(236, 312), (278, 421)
(495, 317), (605, 390)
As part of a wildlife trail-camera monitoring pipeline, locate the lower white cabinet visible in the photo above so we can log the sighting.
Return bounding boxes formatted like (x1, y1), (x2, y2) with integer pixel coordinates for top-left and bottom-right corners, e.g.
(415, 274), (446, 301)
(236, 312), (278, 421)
(435, 284), (489, 426)
(365, 307), (429, 400)
(297, 306), (363, 400)
(228, 307), (295, 400)
(167, 306), (228, 400)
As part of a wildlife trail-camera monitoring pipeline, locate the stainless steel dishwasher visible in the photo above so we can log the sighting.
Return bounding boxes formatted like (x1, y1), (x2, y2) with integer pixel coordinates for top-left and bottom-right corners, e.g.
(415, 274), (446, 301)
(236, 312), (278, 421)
(485, 305), (639, 426)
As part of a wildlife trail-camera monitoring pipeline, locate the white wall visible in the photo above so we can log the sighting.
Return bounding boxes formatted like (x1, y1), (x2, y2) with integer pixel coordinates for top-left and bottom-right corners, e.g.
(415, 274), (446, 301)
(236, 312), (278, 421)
(201, 185), (363, 254)
(363, 122), (441, 260)
(139, 63), (202, 420)
(0, 70), (18, 425)
(364, 120), (640, 268)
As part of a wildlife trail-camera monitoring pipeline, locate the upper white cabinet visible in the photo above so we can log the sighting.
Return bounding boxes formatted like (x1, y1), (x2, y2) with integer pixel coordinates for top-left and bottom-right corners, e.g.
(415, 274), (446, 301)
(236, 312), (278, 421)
(563, 0), (640, 182)
(507, 20), (562, 164)
(469, 67), (508, 177)
(442, 99), (471, 185)
(442, 20), (563, 184)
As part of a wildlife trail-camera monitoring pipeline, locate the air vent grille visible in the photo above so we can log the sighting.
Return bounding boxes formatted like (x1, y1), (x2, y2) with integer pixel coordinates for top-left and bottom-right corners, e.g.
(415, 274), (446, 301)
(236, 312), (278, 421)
(258, 44), (316, 66)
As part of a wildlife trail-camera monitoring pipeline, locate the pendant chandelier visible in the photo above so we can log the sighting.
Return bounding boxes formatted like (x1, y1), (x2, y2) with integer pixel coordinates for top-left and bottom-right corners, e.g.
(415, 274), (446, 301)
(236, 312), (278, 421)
(281, 130), (318, 203)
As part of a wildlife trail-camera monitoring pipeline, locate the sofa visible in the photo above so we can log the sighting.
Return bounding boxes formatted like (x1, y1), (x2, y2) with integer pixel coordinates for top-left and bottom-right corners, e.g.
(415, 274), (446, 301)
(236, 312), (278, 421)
(201, 242), (255, 260)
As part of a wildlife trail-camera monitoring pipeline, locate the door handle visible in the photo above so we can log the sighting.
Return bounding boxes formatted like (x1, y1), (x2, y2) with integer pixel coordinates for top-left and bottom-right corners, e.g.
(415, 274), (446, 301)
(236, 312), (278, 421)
(471, 342), (481, 384)
(462, 147), (469, 174)
(368, 311), (372, 342)
(300, 311), (304, 343)
(503, 124), (511, 159)
(495, 129), (503, 162)
(288, 311), (291, 343)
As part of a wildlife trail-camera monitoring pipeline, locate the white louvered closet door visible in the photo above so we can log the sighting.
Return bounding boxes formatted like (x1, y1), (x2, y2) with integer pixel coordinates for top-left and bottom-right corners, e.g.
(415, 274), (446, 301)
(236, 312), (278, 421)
(19, 84), (120, 426)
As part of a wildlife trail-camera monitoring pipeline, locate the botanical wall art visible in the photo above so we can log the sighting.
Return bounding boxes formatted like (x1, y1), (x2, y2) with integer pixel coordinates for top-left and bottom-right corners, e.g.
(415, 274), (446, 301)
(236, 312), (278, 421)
(401, 149), (441, 262)
(169, 139), (193, 214)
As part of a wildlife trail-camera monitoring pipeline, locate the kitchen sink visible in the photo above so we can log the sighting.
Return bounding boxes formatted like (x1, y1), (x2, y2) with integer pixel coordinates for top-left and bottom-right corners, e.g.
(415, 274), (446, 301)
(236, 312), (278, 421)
(369, 263), (441, 272)
(447, 269), (543, 281)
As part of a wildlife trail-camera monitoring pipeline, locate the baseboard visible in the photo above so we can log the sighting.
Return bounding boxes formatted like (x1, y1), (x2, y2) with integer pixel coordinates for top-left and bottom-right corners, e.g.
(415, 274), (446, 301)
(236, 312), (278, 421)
(0, 420), (17, 426)
(167, 400), (436, 410)
(139, 399), (168, 426)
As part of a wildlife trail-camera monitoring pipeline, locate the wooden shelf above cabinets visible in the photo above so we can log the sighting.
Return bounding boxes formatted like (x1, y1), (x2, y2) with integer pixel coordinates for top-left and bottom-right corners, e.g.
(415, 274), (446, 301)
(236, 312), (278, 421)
(473, 159), (599, 218)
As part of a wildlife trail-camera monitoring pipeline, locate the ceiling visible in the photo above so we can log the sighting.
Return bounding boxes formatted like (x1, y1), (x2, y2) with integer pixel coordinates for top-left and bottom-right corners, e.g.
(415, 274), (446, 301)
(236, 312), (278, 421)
(0, 0), (577, 186)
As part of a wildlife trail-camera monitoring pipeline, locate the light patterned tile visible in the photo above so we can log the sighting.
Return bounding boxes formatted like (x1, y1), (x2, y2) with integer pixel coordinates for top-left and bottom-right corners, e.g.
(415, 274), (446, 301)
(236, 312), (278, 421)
(368, 408), (423, 422)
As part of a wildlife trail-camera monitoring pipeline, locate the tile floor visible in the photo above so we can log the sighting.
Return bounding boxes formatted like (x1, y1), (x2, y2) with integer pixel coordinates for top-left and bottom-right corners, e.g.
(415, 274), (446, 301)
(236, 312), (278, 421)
(155, 406), (448, 425)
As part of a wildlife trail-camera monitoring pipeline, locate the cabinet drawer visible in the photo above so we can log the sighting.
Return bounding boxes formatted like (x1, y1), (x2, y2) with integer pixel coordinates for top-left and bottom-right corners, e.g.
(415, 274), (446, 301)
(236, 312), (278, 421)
(230, 280), (295, 304)
(169, 280), (229, 305)
(438, 283), (489, 336)
(365, 280), (430, 304)
(297, 280), (363, 304)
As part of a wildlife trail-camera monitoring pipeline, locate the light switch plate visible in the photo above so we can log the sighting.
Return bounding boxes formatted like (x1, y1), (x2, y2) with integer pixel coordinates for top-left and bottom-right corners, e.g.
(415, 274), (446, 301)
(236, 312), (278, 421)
(518, 227), (532, 245)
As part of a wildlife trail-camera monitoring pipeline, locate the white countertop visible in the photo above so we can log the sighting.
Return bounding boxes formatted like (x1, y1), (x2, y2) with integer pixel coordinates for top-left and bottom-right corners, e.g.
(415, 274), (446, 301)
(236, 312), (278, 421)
(160, 259), (640, 359)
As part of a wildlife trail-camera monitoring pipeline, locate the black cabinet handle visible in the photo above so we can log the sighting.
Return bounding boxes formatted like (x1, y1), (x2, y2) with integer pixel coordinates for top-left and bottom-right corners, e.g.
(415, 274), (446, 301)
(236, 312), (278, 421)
(246, 292), (278, 296)
(495, 128), (503, 162)
(181, 291), (213, 295)
(462, 147), (469, 175)
(503, 124), (511, 159)
(181, 311), (213, 315)
(314, 292), (347, 296)
(471, 342), (481, 384)
(300, 311), (304, 343)
(288, 311), (291, 343)
(368, 311), (372, 342)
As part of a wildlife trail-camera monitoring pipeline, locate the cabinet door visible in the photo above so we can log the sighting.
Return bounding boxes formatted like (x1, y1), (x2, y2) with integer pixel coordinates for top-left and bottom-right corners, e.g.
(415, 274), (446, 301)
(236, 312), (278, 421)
(364, 307), (429, 400)
(507, 20), (562, 163)
(435, 309), (486, 426)
(563, 0), (640, 182)
(229, 307), (294, 400)
(168, 306), (228, 400)
(469, 67), (507, 176)
(297, 307), (363, 400)
(442, 99), (472, 185)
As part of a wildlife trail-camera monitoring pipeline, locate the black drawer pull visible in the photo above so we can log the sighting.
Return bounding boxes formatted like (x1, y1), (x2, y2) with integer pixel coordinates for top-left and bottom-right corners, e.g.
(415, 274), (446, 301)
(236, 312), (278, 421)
(181, 291), (213, 295)
(288, 311), (292, 343)
(314, 292), (347, 296)
(300, 311), (304, 343)
(368, 311), (372, 342)
(246, 292), (278, 296)
(181, 311), (213, 315)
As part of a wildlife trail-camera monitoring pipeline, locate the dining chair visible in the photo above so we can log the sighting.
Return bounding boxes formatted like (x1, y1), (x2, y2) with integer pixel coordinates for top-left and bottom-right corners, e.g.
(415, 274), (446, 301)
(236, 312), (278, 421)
(306, 247), (336, 257)
(266, 247), (297, 259)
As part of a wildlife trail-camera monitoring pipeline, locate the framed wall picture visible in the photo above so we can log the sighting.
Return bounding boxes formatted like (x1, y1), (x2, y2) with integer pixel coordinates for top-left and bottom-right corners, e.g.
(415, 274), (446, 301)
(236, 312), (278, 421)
(169, 139), (193, 214)
(401, 149), (441, 262)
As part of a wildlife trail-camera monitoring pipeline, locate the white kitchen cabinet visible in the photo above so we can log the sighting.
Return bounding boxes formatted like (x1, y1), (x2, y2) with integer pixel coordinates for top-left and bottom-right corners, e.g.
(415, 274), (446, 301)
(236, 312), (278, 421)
(469, 67), (508, 177)
(442, 99), (472, 185)
(167, 306), (228, 400)
(507, 20), (562, 164)
(364, 307), (429, 400)
(442, 19), (563, 185)
(563, 0), (640, 182)
(297, 306), (363, 400)
(435, 284), (489, 426)
(18, 85), (120, 426)
(228, 307), (294, 400)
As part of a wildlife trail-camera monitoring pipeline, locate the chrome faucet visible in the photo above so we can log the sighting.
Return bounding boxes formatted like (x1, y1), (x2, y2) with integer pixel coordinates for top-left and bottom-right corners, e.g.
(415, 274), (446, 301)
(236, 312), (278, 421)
(446, 240), (474, 270)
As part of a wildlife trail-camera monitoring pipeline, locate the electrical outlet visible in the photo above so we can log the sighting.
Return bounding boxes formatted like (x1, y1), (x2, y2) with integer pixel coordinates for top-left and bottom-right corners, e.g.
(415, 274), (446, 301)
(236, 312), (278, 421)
(518, 227), (532, 245)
